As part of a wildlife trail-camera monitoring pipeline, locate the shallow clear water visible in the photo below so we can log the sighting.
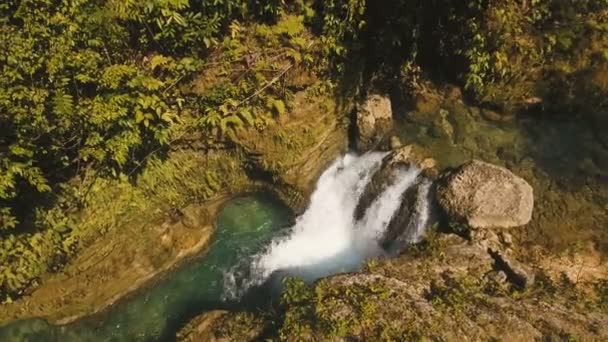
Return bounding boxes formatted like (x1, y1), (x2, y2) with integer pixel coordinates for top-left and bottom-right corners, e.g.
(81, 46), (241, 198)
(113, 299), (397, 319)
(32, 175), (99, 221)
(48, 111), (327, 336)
(395, 102), (608, 253)
(0, 194), (292, 342)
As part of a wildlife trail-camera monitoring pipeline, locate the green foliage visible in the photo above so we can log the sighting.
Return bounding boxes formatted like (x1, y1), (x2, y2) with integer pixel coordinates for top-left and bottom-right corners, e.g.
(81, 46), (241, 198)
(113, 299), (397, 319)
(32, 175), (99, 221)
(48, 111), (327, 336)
(0, 150), (246, 301)
(278, 277), (315, 339)
(0, 1), (193, 229)
(596, 280), (608, 312)
(2, 0), (605, 310)
(210, 311), (267, 341)
(316, 0), (366, 71)
(277, 276), (400, 340)
(312, 0), (608, 112)
(0, 0), (316, 300)
(426, 274), (484, 312)
(448, 221), (470, 238)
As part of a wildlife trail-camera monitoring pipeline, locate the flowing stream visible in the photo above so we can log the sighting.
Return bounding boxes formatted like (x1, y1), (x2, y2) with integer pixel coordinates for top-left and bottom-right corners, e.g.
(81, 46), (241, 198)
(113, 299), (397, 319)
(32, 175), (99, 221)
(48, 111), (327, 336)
(0, 153), (432, 341)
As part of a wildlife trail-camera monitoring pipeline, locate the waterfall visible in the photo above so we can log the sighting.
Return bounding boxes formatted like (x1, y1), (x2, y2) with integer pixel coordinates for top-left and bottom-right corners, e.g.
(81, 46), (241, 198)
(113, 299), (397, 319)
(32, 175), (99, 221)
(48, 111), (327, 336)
(407, 179), (432, 243)
(223, 152), (431, 298)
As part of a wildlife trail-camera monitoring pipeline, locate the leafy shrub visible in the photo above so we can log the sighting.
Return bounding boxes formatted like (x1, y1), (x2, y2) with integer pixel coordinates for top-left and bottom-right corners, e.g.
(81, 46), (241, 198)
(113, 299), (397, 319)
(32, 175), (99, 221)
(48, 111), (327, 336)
(0, 0), (315, 300)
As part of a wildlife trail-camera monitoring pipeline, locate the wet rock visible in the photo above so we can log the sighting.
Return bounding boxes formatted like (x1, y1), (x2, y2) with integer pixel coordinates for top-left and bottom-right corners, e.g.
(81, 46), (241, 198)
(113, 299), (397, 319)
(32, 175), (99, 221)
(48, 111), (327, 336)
(437, 160), (534, 228)
(381, 180), (419, 248)
(355, 145), (435, 221)
(354, 147), (437, 250)
(386, 179), (436, 252)
(355, 94), (393, 152)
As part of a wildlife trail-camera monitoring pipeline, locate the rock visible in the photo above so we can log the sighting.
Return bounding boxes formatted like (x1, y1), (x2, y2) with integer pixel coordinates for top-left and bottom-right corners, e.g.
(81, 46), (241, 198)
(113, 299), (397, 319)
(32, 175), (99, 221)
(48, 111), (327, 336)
(481, 108), (514, 122)
(278, 252), (608, 341)
(177, 311), (266, 342)
(389, 135), (403, 150)
(406, 110), (435, 125)
(523, 96), (542, 105)
(387, 179), (436, 252)
(355, 94), (393, 152)
(420, 158), (437, 170)
(181, 206), (209, 229)
(355, 145), (434, 221)
(469, 106), (482, 119)
(499, 232), (514, 247)
(414, 94), (441, 113)
(481, 108), (502, 121)
(429, 108), (454, 141)
(354, 146), (438, 250)
(389, 145), (435, 170)
(177, 311), (227, 342)
(437, 160), (534, 228)
(421, 167), (439, 180)
(446, 85), (463, 102)
(488, 249), (535, 288)
(245, 232), (608, 341)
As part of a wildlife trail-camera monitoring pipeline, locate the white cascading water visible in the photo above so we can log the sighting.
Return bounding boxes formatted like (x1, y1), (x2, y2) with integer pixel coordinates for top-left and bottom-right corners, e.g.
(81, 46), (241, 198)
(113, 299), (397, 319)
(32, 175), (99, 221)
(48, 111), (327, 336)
(407, 179), (432, 243)
(223, 152), (431, 298)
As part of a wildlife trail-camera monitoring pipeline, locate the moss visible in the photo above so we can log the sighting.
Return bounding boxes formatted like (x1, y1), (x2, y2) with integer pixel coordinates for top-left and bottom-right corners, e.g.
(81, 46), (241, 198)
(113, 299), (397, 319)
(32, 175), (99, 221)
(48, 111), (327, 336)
(211, 312), (268, 341)
(596, 280), (608, 313)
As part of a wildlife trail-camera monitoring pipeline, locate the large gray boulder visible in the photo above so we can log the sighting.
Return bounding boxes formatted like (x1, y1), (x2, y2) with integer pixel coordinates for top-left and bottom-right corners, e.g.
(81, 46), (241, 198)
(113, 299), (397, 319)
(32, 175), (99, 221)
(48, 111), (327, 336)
(356, 94), (393, 152)
(437, 160), (534, 228)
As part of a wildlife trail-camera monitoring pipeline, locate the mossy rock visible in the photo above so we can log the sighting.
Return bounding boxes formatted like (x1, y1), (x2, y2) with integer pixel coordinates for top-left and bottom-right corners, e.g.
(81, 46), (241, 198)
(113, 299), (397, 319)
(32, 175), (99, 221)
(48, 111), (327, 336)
(177, 311), (266, 342)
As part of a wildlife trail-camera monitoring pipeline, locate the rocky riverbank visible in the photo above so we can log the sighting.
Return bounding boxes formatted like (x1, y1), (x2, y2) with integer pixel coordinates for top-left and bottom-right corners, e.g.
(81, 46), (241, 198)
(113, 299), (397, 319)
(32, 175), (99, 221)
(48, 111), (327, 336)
(177, 90), (608, 341)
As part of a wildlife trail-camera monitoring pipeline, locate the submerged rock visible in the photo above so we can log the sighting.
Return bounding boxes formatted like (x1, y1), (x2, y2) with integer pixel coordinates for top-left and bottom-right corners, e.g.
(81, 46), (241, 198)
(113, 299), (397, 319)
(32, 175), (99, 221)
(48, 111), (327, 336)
(355, 94), (393, 152)
(437, 160), (534, 228)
